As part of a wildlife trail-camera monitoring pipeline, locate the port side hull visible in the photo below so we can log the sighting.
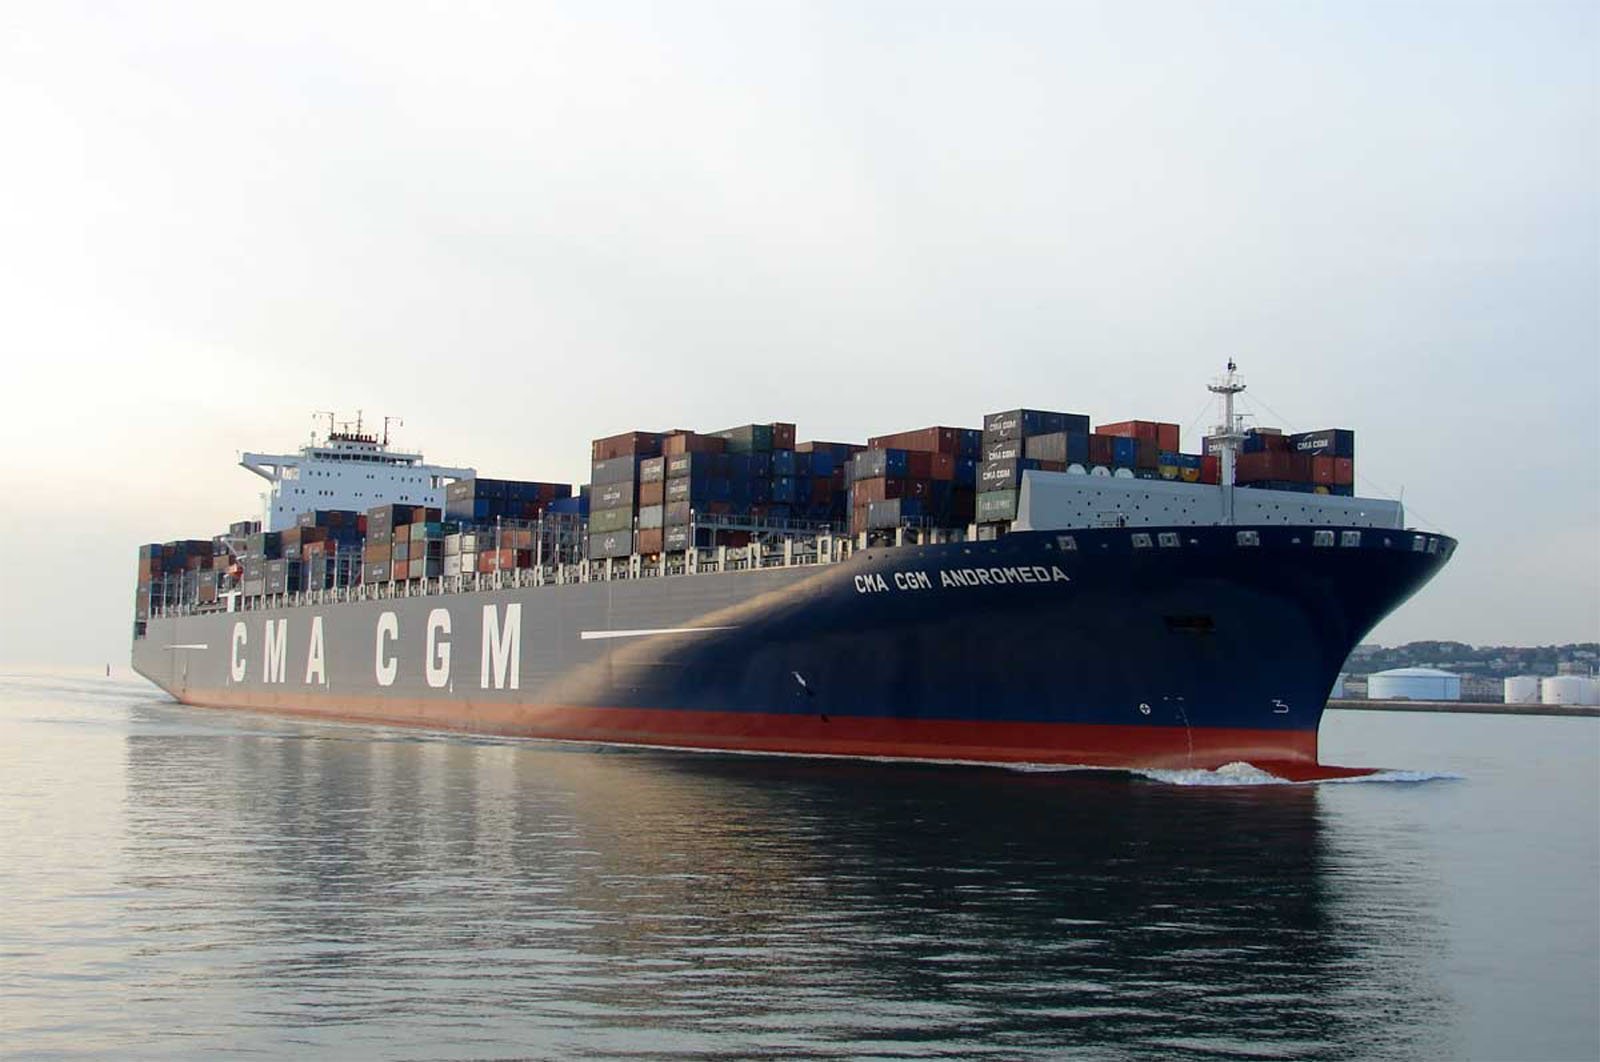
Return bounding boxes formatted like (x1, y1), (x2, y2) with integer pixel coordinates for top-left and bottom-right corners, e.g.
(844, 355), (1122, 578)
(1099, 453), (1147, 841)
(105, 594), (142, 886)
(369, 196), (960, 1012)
(133, 525), (1454, 770)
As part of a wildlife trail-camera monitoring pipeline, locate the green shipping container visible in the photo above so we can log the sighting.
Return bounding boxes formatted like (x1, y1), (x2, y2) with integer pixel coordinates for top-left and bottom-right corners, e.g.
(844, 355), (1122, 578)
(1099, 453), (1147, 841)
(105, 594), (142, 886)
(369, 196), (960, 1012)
(976, 489), (1018, 523)
(588, 505), (634, 534)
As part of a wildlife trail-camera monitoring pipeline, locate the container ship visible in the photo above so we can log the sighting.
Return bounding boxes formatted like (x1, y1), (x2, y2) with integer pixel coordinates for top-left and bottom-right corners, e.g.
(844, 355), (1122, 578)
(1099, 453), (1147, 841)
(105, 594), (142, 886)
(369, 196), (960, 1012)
(131, 366), (1455, 779)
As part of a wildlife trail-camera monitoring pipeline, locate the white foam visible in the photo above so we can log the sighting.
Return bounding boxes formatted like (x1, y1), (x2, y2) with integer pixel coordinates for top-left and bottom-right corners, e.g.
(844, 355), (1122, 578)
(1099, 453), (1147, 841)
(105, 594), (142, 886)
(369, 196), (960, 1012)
(1134, 761), (1462, 787)
(1135, 761), (1294, 786)
(1322, 769), (1462, 785)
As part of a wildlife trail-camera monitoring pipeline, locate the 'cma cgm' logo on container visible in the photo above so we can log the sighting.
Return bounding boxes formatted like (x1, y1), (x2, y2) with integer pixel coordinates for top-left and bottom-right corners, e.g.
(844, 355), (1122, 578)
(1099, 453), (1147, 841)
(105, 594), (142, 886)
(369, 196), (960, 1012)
(228, 605), (521, 690)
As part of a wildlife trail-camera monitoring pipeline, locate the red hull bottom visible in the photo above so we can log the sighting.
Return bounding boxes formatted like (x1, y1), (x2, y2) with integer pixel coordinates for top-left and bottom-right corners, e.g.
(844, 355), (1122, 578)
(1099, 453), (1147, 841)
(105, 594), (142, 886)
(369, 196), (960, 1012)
(169, 687), (1377, 780)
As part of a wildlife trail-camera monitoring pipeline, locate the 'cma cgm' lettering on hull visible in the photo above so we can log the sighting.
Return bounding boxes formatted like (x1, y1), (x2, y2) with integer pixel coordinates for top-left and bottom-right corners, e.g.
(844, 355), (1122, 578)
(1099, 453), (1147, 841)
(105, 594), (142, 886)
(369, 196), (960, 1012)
(227, 604), (523, 689)
(854, 565), (1071, 594)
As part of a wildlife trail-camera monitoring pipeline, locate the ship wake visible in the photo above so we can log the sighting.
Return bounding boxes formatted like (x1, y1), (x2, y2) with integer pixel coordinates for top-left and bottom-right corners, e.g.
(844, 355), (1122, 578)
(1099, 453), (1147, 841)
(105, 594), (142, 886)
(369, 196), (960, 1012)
(1133, 761), (1461, 786)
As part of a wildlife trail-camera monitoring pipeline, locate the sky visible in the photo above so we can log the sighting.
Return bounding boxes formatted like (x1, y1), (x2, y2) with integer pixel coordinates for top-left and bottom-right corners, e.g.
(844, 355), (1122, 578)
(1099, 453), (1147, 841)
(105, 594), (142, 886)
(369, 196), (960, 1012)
(0, 0), (1595, 667)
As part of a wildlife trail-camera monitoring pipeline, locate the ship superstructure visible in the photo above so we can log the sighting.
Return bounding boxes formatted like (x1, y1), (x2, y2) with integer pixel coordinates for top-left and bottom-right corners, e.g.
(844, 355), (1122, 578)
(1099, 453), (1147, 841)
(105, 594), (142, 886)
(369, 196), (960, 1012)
(241, 413), (473, 531)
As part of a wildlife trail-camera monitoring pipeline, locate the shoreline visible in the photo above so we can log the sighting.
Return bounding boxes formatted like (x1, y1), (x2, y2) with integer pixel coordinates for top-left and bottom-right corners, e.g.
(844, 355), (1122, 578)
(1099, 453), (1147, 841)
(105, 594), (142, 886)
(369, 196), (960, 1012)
(1327, 699), (1599, 719)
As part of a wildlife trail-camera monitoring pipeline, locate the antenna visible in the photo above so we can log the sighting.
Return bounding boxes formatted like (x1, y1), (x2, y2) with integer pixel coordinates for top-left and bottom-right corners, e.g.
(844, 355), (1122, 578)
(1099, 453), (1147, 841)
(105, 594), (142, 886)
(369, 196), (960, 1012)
(354, 410), (364, 437)
(313, 410), (336, 440)
(383, 415), (403, 447)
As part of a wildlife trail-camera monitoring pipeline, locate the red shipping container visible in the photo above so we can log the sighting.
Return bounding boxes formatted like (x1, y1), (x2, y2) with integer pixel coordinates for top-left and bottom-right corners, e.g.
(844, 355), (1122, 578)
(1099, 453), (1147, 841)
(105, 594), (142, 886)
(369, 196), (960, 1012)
(1096, 420), (1161, 444)
(772, 423), (797, 450)
(928, 452), (956, 480)
(476, 549), (532, 573)
(906, 451), (934, 478)
(1088, 434), (1117, 465)
(392, 560), (410, 581)
(1333, 457), (1354, 486)
(1200, 455), (1221, 484)
(1236, 451), (1293, 482)
(1136, 440), (1159, 470)
(1311, 456), (1337, 485)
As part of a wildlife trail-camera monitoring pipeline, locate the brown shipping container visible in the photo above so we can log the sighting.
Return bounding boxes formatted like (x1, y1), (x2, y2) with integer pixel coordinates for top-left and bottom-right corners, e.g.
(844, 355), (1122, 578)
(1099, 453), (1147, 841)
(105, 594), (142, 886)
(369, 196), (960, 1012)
(1096, 420), (1179, 449)
(1333, 457), (1355, 486)
(1312, 456), (1337, 485)
(639, 479), (665, 506)
(363, 543), (391, 564)
(867, 426), (956, 454)
(592, 431), (664, 463)
(772, 423), (797, 450)
(660, 432), (727, 457)
(797, 440), (865, 455)
(392, 560), (410, 581)
(636, 528), (664, 555)
(851, 477), (903, 504)
(477, 549), (532, 573)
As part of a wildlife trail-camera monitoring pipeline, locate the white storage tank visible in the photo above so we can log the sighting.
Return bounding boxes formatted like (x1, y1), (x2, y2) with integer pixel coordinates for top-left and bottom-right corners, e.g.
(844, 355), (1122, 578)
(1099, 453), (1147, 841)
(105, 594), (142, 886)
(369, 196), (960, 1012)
(1504, 676), (1541, 704)
(1542, 675), (1595, 706)
(1367, 667), (1462, 702)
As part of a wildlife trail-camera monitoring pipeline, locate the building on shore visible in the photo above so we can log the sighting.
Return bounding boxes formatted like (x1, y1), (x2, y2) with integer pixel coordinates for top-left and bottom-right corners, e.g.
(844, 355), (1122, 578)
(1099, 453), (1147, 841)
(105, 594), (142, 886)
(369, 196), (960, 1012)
(1367, 667), (1462, 702)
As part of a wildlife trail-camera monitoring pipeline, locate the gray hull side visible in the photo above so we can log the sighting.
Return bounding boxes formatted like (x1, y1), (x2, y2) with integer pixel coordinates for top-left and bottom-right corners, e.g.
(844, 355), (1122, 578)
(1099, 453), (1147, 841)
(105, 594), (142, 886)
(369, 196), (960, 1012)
(135, 563), (824, 713)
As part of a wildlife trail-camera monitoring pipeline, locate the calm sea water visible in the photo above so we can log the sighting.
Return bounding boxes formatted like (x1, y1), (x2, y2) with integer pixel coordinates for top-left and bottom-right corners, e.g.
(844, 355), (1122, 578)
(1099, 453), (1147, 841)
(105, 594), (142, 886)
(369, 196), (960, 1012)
(1, 672), (1596, 1061)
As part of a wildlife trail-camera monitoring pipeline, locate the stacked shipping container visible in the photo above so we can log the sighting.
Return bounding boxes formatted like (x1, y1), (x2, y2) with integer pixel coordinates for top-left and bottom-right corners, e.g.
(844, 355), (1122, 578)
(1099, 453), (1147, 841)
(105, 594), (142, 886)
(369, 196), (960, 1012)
(134, 540), (217, 620)
(590, 431), (664, 560)
(848, 426), (981, 534)
(591, 422), (851, 556)
(977, 410), (1090, 526)
(444, 478), (572, 523)
(137, 410), (1366, 612)
(1203, 428), (1356, 495)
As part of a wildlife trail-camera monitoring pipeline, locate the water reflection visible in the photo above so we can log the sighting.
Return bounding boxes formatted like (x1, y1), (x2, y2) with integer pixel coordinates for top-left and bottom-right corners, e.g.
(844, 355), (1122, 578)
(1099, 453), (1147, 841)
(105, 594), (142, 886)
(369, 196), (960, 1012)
(119, 705), (1453, 1059)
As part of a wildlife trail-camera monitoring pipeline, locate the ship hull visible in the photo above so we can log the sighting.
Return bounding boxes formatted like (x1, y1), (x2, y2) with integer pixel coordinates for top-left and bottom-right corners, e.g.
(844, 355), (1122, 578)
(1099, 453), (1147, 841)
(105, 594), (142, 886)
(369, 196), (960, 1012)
(133, 525), (1453, 772)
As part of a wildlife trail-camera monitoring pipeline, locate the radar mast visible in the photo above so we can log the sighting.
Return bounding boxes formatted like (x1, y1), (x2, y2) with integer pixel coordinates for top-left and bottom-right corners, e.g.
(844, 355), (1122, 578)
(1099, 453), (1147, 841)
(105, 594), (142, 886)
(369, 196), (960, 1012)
(1207, 360), (1247, 523)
